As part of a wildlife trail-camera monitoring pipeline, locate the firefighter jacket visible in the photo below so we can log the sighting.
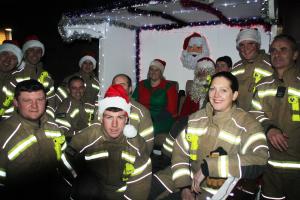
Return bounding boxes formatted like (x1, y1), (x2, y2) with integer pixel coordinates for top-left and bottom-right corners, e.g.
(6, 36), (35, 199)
(231, 50), (273, 111)
(0, 71), (16, 120)
(0, 112), (66, 187)
(4, 62), (56, 119)
(56, 71), (100, 106)
(93, 99), (154, 154)
(171, 103), (268, 195)
(61, 123), (152, 200)
(55, 96), (94, 137)
(250, 65), (300, 174)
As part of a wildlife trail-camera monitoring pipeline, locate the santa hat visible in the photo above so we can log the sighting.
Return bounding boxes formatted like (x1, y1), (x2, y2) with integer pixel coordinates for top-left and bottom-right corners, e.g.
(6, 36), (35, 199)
(0, 42), (23, 65)
(183, 32), (207, 50)
(99, 84), (137, 138)
(196, 57), (215, 76)
(236, 28), (261, 46)
(22, 35), (45, 56)
(149, 59), (166, 74)
(79, 53), (97, 70)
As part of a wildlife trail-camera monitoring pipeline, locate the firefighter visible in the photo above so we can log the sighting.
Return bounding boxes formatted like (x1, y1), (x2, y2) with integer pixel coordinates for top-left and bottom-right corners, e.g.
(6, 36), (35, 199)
(231, 28), (273, 112)
(61, 84), (152, 200)
(0, 79), (67, 199)
(5, 35), (56, 119)
(250, 34), (300, 200)
(0, 40), (23, 120)
(169, 72), (268, 200)
(55, 76), (94, 140)
(56, 52), (100, 106)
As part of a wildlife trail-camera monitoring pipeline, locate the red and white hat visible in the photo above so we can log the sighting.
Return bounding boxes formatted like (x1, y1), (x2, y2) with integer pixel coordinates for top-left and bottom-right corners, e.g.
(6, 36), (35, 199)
(79, 54), (97, 69)
(99, 84), (137, 138)
(0, 41), (23, 65)
(183, 32), (207, 50)
(22, 35), (45, 56)
(149, 59), (166, 74)
(236, 28), (261, 46)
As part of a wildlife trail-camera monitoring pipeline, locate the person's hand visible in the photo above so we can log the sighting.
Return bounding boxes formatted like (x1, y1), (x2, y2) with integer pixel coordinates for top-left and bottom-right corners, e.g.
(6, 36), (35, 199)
(181, 188), (196, 200)
(192, 169), (205, 193)
(267, 128), (288, 151)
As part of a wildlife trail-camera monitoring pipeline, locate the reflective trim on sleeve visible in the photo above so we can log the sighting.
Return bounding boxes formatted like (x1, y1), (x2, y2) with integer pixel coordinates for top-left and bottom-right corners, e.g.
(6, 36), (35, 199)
(8, 135), (37, 160)
(261, 193), (286, 199)
(85, 151), (109, 160)
(218, 130), (241, 145)
(187, 127), (207, 136)
(46, 108), (55, 119)
(92, 84), (100, 90)
(121, 151), (136, 163)
(16, 77), (30, 83)
(0, 168), (6, 178)
(57, 87), (68, 99)
(55, 118), (71, 128)
(231, 69), (245, 76)
(180, 130), (190, 151)
(172, 168), (191, 181)
(258, 89), (277, 98)
(268, 160), (300, 169)
(254, 68), (272, 77)
(45, 130), (62, 138)
(139, 126), (154, 138)
(129, 113), (140, 122)
(47, 86), (55, 95)
(131, 158), (151, 176)
(162, 143), (173, 153)
(2, 86), (13, 96)
(61, 153), (77, 178)
(117, 185), (127, 192)
(251, 100), (262, 110)
(288, 87), (300, 97)
(70, 109), (80, 118)
(241, 132), (266, 154)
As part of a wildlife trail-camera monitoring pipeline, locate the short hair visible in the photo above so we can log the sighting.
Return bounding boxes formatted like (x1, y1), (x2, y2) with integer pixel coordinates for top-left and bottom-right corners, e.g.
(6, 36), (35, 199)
(14, 79), (46, 99)
(112, 74), (132, 88)
(210, 71), (239, 92)
(105, 107), (124, 113)
(216, 56), (233, 69)
(68, 76), (85, 88)
(272, 34), (298, 52)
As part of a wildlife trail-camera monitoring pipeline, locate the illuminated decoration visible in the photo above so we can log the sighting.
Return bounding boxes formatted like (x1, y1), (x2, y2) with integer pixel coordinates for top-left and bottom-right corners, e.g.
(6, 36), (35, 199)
(58, 0), (275, 84)
(0, 28), (12, 44)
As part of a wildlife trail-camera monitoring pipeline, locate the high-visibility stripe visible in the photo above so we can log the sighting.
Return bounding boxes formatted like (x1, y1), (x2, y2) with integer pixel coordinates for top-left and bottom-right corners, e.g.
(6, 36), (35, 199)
(162, 143), (172, 153)
(2, 86), (13, 96)
(84, 108), (94, 114)
(4, 107), (14, 114)
(261, 193), (286, 199)
(258, 89), (277, 98)
(180, 130), (190, 150)
(46, 109), (55, 119)
(57, 87), (68, 99)
(187, 127), (207, 136)
(219, 155), (229, 178)
(268, 160), (300, 169)
(42, 81), (49, 88)
(251, 100), (262, 110)
(288, 87), (300, 97)
(85, 151), (109, 160)
(129, 113), (140, 122)
(16, 77), (30, 82)
(139, 126), (153, 138)
(131, 158), (151, 176)
(45, 130), (62, 138)
(70, 109), (79, 118)
(231, 69), (245, 76)
(165, 137), (174, 146)
(292, 114), (300, 121)
(241, 132), (266, 154)
(55, 118), (71, 128)
(218, 130), (241, 145)
(172, 168), (191, 181)
(61, 153), (77, 178)
(254, 68), (272, 77)
(2, 123), (22, 149)
(0, 168), (6, 178)
(117, 185), (127, 192)
(8, 135), (37, 160)
(92, 84), (100, 90)
(47, 86), (55, 95)
(121, 151), (136, 163)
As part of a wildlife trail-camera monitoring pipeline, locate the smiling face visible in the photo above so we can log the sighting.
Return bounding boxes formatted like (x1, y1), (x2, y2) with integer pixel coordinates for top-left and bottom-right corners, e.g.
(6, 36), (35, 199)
(69, 79), (85, 101)
(238, 40), (259, 61)
(25, 47), (43, 65)
(102, 109), (128, 139)
(81, 60), (94, 74)
(14, 90), (46, 121)
(0, 51), (18, 72)
(208, 76), (238, 113)
(148, 65), (163, 82)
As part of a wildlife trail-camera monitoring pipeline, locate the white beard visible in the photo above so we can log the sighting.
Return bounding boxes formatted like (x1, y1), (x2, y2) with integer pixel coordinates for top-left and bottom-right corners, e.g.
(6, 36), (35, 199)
(190, 77), (208, 105)
(181, 50), (209, 70)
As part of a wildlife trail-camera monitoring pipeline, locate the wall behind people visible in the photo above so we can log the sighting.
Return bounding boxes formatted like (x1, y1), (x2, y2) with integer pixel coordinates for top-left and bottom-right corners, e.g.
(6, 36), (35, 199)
(139, 24), (272, 90)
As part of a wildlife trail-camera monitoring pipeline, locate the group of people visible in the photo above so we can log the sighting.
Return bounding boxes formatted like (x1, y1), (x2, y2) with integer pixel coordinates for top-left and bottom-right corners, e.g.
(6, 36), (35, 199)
(0, 28), (298, 200)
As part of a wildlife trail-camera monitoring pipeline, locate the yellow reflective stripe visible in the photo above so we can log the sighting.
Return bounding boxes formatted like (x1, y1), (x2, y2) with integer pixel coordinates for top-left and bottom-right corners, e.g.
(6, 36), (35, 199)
(61, 142), (67, 151)
(0, 168), (6, 178)
(292, 114), (300, 121)
(70, 109), (79, 118)
(241, 132), (266, 154)
(166, 137), (174, 146)
(85, 151), (109, 160)
(8, 135), (37, 160)
(46, 108), (55, 118)
(16, 77), (30, 82)
(117, 185), (127, 192)
(288, 87), (300, 98)
(47, 86), (55, 96)
(258, 89), (277, 98)
(172, 168), (191, 181)
(162, 143), (173, 153)
(45, 130), (62, 138)
(218, 155), (229, 178)
(139, 126), (153, 138)
(231, 69), (245, 76)
(84, 108), (94, 114)
(42, 82), (49, 88)
(187, 127), (207, 136)
(121, 151), (136, 163)
(251, 100), (262, 110)
(55, 118), (71, 128)
(61, 153), (77, 177)
(92, 84), (100, 90)
(4, 106), (14, 114)
(254, 68), (272, 77)
(2, 86), (13, 96)
(131, 158), (151, 176)
(180, 130), (190, 150)
(268, 160), (300, 169)
(218, 130), (241, 145)
(129, 113), (140, 122)
(57, 87), (68, 99)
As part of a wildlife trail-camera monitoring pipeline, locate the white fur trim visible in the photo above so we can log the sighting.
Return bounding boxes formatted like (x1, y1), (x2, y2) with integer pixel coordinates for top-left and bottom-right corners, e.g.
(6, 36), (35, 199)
(196, 58), (215, 75)
(22, 40), (45, 55)
(79, 56), (96, 69)
(0, 43), (22, 65)
(150, 60), (165, 74)
(236, 29), (261, 46)
(123, 124), (137, 138)
(98, 96), (131, 116)
(188, 37), (205, 47)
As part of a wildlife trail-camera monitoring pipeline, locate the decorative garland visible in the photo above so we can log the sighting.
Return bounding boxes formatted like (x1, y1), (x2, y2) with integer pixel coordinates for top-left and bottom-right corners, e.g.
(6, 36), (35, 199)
(135, 29), (141, 83)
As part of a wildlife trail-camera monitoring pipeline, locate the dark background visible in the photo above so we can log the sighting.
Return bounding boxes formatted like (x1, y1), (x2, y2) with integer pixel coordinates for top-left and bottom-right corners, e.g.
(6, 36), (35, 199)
(1, 0), (300, 85)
